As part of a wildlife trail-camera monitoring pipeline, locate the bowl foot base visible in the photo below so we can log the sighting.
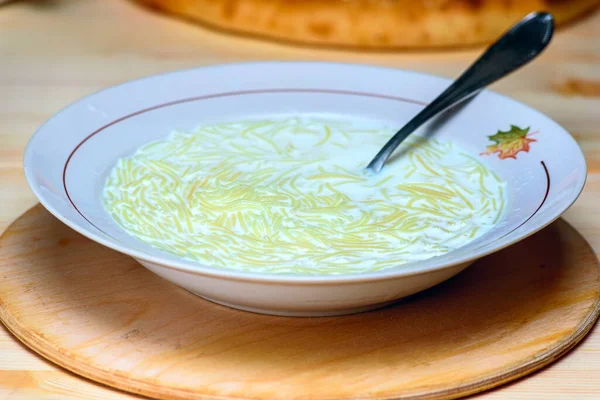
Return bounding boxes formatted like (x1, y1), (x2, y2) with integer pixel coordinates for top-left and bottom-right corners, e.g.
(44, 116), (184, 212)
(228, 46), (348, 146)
(192, 293), (400, 317)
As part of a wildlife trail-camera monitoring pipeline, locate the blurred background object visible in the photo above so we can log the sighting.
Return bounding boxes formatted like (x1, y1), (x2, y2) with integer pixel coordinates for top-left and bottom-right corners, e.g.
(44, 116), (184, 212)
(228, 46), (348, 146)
(134, 0), (600, 49)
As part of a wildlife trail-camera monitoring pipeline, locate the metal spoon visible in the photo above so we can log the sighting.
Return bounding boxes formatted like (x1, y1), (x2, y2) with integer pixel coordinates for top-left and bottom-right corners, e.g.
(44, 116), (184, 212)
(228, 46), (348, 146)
(365, 11), (554, 173)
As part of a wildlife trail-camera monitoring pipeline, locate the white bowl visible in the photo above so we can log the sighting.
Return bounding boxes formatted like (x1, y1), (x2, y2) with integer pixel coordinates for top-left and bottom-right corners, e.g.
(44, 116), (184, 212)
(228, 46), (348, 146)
(24, 62), (587, 316)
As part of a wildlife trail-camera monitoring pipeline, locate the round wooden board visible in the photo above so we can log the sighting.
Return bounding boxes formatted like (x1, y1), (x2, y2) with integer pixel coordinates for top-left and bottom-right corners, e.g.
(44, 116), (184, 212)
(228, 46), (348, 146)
(1, 205), (599, 400)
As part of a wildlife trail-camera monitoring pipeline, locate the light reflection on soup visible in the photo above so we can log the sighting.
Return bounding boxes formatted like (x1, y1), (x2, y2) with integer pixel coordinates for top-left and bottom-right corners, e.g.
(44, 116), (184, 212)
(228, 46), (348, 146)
(103, 116), (506, 275)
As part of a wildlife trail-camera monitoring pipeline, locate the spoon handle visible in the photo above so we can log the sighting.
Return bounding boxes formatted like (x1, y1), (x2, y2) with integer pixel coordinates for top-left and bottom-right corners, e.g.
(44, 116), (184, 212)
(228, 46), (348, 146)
(366, 12), (554, 173)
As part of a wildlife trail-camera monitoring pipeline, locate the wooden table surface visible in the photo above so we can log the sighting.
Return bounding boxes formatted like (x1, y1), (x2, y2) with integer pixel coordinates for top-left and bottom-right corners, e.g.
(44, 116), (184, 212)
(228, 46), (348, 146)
(0, 1), (599, 399)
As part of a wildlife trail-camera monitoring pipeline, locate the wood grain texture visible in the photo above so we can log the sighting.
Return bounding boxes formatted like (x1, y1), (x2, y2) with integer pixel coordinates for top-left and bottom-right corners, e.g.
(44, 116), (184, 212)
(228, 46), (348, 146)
(0, 0), (599, 398)
(0, 205), (599, 400)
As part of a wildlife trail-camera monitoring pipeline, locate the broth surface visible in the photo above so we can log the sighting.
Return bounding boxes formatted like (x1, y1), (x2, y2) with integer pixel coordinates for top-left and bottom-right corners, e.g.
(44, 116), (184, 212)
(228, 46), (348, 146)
(104, 116), (506, 275)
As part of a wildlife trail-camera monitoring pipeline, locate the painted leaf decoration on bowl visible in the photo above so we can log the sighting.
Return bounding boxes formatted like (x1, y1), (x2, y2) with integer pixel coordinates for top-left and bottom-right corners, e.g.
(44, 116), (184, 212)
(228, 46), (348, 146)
(482, 125), (537, 160)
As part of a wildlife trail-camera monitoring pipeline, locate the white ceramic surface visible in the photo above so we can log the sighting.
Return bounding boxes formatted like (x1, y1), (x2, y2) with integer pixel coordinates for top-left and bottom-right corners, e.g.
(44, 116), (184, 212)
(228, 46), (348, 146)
(23, 62), (587, 316)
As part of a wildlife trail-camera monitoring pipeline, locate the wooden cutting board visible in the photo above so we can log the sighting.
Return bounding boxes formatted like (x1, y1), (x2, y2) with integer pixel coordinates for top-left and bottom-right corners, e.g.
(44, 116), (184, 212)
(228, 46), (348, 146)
(1, 205), (599, 400)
